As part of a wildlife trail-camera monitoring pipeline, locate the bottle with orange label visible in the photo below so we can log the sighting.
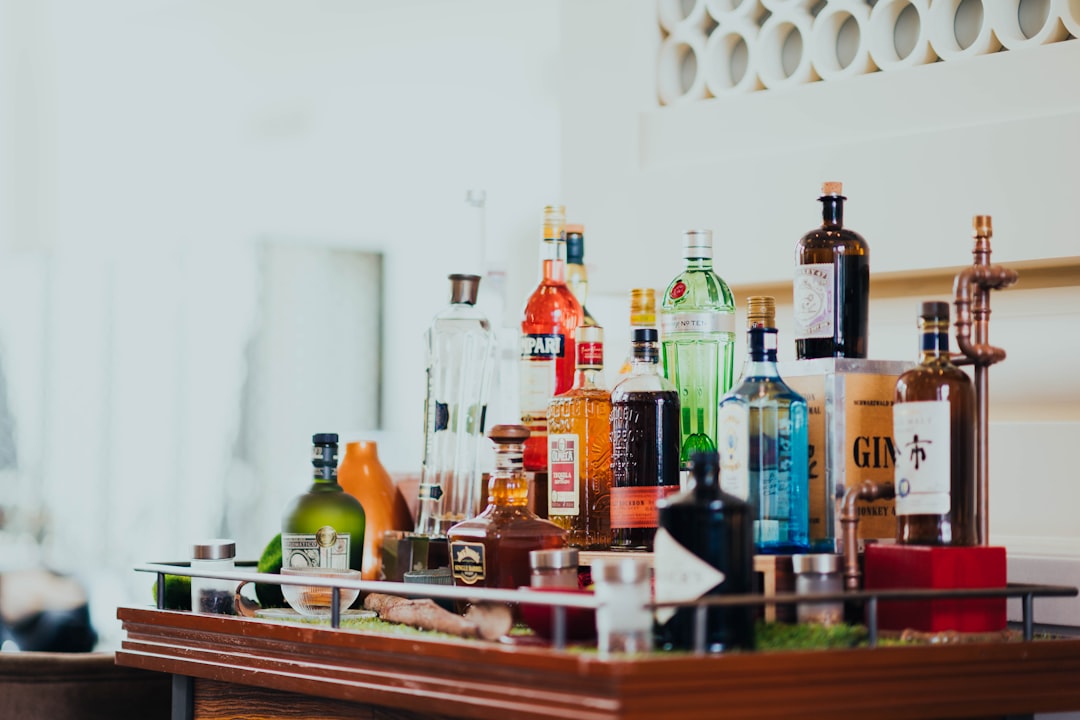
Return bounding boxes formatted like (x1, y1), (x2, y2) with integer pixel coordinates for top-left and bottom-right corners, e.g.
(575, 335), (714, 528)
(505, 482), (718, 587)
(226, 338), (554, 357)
(609, 328), (681, 551)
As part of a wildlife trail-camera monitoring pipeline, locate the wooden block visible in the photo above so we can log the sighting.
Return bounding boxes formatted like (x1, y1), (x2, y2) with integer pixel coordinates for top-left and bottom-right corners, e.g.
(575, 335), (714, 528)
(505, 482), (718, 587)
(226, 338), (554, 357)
(864, 544), (1007, 632)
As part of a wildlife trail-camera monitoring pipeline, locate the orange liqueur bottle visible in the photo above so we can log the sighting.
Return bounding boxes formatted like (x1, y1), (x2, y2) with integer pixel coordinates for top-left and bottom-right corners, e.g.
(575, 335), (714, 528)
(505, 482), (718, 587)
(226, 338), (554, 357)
(893, 302), (976, 546)
(447, 425), (567, 591)
(519, 205), (584, 472)
(546, 326), (612, 549)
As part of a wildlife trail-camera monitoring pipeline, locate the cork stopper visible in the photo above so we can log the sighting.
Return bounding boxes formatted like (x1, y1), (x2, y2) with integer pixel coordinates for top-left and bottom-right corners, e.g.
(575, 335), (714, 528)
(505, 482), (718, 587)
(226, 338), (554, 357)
(746, 296), (776, 329)
(972, 215), (993, 237)
(629, 288), (656, 327)
(488, 424), (530, 445)
(822, 181), (843, 196)
(448, 274), (481, 305)
(565, 224), (584, 234)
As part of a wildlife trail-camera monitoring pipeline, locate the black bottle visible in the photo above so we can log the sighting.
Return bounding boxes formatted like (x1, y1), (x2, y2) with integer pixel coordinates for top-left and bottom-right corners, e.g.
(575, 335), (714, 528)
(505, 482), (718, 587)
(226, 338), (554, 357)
(654, 451), (755, 652)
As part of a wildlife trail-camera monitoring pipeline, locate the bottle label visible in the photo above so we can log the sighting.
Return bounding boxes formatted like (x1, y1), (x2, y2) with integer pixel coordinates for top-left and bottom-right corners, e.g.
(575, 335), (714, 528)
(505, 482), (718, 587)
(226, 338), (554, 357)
(660, 312), (735, 336)
(519, 333), (566, 425)
(893, 400), (951, 516)
(610, 485), (680, 529)
(653, 527), (726, 624)
(793, 263), (834, 339)
(547, 434), (580, 516)
(449, 541), (486, 585)
(576, 342), (603, 368)
(282, 528), (350, 569)
(521, 333), (565, 358)
(418, 483), (444, 501)
(717, 404), (750, 501)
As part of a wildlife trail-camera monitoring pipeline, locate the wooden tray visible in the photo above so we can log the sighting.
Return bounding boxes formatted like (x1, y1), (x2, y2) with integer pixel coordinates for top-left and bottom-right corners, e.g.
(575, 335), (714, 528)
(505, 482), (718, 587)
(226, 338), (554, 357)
(116, 606), (1080, 720)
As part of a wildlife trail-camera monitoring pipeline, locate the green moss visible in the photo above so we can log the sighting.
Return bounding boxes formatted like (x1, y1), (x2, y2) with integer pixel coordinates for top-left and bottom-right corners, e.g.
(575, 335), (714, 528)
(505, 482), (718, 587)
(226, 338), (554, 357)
(255, 533), (286, 609)
(151, 574), (192, 611)
(754, 621), (868, 651)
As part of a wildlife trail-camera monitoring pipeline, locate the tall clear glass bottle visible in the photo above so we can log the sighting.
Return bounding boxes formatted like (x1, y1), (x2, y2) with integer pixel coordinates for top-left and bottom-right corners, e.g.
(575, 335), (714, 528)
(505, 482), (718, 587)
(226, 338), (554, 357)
(565, 224), (597, 327)
(610, 328), (681, 551)
(520, 205), (584, 472)
(894, 302), (976, 546)
(717, 297), (810, 554)
(619, 288), (657, 377)
(282, 433), (367, 572)
(447, 425), (567, 591)
(546, 325), (612, 549)
(660, 230), (736, 473)
(794, 181), (870, 359)
(654, 451), (754, 653)
(418, 274), (496, 536)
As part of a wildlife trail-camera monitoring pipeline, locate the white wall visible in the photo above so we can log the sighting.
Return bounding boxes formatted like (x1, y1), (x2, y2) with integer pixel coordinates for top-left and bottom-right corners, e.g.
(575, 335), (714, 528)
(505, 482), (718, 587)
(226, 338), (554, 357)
(0, 0), (562, 645)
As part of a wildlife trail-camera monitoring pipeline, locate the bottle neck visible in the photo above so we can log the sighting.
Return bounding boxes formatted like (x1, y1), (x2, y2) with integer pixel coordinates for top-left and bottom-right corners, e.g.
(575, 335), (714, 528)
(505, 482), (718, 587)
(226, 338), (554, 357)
(490, 444), (529, 507)
(920, 321), (951, 360)
(630, 343), (660, 373)
(542, 239), (567, 284)
(574, 366), (606, 389)
(312, 444), (339, 485)
(683, 256), (712, 272)
(747, 327), (779, 364)
(821, 196), (844, 228)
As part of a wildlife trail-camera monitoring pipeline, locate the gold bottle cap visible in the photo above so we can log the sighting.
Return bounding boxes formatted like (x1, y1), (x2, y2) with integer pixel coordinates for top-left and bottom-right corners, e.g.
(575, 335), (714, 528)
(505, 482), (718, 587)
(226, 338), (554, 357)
(629, 288), (656, 327)
(542, 205), (566, 242)
(746, 296), (776, 329)
(822, 181), (843, 196)
(972, 215), (993, 237)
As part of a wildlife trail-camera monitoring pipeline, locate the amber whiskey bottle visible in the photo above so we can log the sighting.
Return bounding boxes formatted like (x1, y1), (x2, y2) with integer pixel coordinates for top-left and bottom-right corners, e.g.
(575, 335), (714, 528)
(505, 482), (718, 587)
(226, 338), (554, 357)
(794, 182), (870, 359)
(546, 325), (612, 549)
(893, 302), (976, 546)
(447, 425), (567, 590)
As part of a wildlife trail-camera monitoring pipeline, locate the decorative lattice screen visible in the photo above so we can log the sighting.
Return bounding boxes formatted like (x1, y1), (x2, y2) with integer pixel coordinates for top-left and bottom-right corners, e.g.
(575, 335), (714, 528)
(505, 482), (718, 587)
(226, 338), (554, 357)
(657, 0), (1079, 103)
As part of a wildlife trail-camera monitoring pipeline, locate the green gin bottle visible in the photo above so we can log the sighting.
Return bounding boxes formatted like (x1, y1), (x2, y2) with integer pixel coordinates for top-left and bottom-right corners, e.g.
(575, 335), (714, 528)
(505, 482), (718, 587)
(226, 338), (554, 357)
(282, 433), (367, 572)
(660, 230), (736, 474)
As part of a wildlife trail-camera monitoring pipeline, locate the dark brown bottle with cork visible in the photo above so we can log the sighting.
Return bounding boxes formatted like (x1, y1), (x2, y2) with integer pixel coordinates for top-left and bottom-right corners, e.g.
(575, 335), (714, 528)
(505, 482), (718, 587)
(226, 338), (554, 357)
(793, 182), (870, 359)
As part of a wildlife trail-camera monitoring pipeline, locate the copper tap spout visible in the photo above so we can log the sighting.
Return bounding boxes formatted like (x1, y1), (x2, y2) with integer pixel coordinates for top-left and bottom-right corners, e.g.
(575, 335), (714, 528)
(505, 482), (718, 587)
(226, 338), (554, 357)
(841, 480), (895, 591)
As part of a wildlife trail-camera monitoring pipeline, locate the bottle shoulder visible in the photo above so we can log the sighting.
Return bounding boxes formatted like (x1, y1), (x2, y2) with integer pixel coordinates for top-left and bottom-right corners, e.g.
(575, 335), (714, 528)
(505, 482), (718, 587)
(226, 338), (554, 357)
(660, 268), (735, 312)
(612, 370), (676, 398)
(896, 361), (974, 399)
(721, 375), (808, 407)
(795, 228), (870, 256)
(522, 284), (583, 326)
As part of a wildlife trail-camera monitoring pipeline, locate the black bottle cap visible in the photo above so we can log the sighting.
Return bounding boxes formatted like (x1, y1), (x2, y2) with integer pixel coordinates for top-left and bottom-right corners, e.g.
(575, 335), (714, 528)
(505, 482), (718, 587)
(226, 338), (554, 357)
(690, 450), (719, 479)
(312, 433), (339, 445)
(565, 225), (584, 264)
(631, 327), (658, 343)
(920, 301), (950, 321)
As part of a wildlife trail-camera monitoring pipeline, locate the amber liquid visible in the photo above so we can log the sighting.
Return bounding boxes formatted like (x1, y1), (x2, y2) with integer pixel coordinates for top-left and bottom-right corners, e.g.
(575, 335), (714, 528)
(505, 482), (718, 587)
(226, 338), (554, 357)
(795, 198), (870, 359)
(547, 385), (612, 549)
(894, 331), (976, 545)
(610, 390), (681, 551)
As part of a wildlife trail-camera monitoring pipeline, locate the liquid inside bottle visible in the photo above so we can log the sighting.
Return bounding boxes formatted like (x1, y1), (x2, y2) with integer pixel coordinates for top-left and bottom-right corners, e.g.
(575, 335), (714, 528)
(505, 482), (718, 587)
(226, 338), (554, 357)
(547, 325), (612, 549)
(447, 425), (568, 592)
(610, 328), (681, 551)
(894, 301), (976, 546)
(717, 297), (810, 554)
(794, 182), (870, 359)
(418, 274), (496, 536)
(660, 230), (736, 473)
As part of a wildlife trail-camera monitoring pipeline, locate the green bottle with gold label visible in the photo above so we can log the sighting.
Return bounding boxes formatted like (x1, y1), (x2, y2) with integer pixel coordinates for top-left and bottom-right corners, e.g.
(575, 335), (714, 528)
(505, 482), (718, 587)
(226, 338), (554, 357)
(281, 433), (366, 572)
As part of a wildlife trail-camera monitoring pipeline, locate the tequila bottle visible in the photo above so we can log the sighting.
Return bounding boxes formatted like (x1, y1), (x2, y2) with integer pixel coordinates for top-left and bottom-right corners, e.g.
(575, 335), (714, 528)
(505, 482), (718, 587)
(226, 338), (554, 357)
(418, 274), (496, 536)
(447, 425), (567, 591)
(610, 328), (681, 551)
(717, 297), (810, 554)
(546, 325), (612, 549)
(894, 301), (976, 546)
(660, 230), (736, 472)
(794, 182), (870, 359)
(282, 433), (367, 571)
(520, 205), (584, 471)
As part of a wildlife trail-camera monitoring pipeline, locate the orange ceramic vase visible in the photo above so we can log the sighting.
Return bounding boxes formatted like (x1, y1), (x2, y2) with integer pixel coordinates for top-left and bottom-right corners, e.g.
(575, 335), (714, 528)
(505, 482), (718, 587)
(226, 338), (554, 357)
(337, 441), (415, 580)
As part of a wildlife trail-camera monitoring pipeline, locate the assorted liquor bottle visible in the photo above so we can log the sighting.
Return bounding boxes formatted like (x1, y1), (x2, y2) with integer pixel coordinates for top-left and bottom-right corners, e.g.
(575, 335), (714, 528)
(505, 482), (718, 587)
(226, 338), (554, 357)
(281, 182), (978, 652)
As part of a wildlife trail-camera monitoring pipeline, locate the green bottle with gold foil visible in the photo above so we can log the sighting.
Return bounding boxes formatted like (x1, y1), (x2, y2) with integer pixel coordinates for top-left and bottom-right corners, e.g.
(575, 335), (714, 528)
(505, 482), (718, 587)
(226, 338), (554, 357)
(281, 433), (367, 572)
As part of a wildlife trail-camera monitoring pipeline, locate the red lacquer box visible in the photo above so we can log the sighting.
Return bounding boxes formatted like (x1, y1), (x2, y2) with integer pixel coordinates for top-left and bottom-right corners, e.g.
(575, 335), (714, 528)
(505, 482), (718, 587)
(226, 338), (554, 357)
(863, 544), (1007, 632)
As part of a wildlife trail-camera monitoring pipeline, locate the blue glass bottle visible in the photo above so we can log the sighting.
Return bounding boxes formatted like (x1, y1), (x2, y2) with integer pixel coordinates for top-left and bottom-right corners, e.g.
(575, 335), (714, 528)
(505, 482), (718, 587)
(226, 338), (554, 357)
(717, 297), (809, 554)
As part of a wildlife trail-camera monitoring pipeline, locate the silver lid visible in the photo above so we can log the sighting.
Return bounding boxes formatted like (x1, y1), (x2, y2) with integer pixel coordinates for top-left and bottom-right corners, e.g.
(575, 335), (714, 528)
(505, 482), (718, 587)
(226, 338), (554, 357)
(791, 553), (841, 574)
(682, 229), (713, 259)
(529, 548), (579, 570)
(192, 539), (236, 560)
(591, 557), (650, 584)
